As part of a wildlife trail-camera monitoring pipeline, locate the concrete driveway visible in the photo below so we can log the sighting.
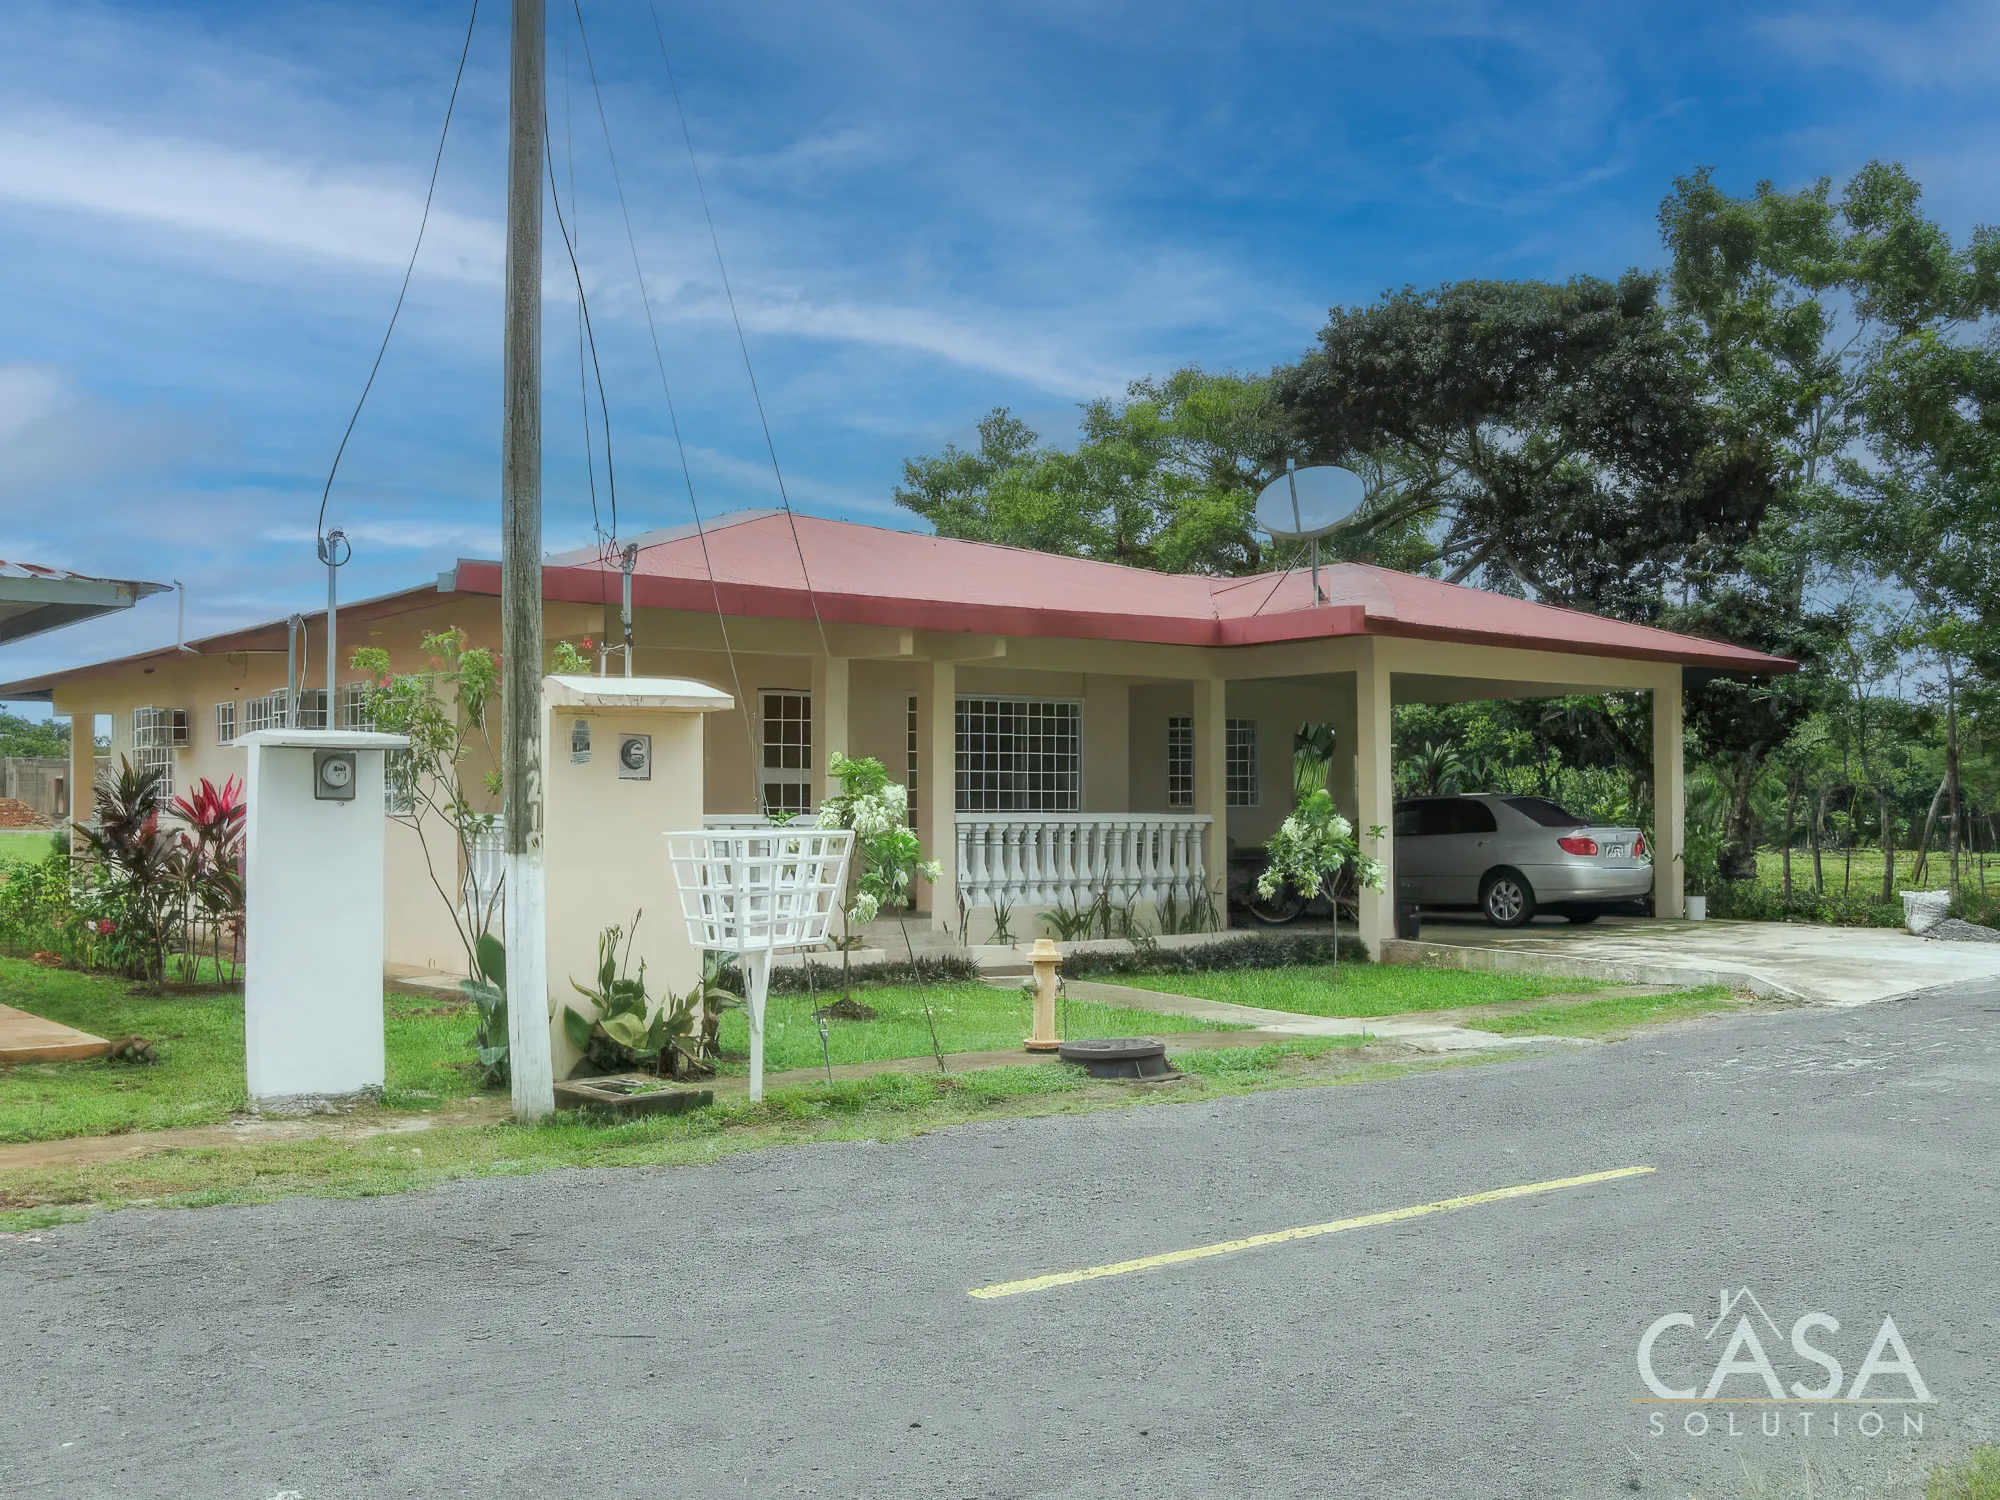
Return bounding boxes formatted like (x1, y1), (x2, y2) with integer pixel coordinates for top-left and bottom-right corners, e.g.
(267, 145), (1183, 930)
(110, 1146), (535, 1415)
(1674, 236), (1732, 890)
(4, 979), (1996, 1498)
(1386, 912), (2000, 1005)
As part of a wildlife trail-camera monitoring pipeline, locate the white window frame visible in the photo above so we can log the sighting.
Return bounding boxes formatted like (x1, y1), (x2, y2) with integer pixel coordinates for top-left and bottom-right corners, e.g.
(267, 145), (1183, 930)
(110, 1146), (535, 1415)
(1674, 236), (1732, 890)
(132, 707), (187, 798)
(955, 695), (1082, 813)
(906, 693), (920, 827)
(1226, 718), (1259, 807)
(340, 681), (375, 731)
(758, 689), (813, 815)
(1166, 715), (1193, 809)
(242, 691), (286, 735)
(214, 701), (237, 745)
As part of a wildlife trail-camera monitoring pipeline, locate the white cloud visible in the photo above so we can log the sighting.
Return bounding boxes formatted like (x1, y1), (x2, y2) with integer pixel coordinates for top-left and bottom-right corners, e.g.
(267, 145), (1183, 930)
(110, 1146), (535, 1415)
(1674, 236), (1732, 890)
(0, 113), (503, 282)
(0, 363), (203, 511)
(1757, 4), (2000, 89)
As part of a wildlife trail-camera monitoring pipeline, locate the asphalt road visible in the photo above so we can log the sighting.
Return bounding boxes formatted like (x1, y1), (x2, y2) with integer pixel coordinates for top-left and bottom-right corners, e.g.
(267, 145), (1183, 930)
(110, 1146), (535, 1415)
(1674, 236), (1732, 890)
(5, 981), (1998, 1500)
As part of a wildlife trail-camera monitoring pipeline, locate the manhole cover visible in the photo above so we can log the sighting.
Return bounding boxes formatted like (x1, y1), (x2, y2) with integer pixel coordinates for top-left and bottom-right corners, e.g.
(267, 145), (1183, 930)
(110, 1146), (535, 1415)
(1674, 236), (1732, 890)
(1057, 1036), (1173, 1079)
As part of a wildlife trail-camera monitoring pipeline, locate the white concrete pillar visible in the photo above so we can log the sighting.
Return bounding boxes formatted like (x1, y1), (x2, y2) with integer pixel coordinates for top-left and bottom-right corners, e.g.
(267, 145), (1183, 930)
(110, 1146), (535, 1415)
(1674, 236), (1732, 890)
(241, 729), (406, 1111)
(66, 707), (93, 843)
(1353, 643), (1395, 957)
(811, 654), (850, 805)
(1652, 671), (1685, 918)
(1193, 676), (1229, 928)
(926, 659), (958, 931)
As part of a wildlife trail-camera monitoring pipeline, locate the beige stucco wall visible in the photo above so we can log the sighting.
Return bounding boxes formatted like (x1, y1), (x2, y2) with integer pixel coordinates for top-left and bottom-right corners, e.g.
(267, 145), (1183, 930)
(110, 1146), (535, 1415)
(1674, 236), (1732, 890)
(41, 592), (1691, 964)
(540, 691), (715, 1077)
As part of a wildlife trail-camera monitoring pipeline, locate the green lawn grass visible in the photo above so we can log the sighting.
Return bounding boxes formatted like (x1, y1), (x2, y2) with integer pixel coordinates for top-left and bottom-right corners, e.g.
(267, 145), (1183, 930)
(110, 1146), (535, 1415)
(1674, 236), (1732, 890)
(1477, 984), (1739, 1037)
(0, 959), (490, 1143)
(0, 961), (1241, 1144)
(1930, 1445), (2000, 1500)
(1106, 963), (1610, 1018)
(0, 830), (57, 875)
(0, 1035), (1446, 1233)
(721, 980), (1248, 1074)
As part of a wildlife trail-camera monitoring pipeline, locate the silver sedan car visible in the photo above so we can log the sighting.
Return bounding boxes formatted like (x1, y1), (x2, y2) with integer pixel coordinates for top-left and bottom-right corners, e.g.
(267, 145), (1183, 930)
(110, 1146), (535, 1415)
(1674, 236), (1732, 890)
(1393, 793), (1654, 927)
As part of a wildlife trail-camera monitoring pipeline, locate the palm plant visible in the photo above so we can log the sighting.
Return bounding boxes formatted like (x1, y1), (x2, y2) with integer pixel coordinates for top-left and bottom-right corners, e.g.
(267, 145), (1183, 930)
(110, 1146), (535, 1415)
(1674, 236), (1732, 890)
(75, 759), (181, 984)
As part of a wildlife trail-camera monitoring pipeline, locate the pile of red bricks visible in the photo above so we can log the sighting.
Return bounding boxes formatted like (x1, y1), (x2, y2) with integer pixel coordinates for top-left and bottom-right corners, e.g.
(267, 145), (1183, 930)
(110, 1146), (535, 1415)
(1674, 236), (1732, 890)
(0, 798), (53, 830)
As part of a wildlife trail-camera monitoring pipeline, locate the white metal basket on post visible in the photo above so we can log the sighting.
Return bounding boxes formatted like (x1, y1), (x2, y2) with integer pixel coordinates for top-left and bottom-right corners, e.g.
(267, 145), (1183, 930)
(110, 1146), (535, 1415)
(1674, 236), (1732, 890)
(664, 826), (853, 1100)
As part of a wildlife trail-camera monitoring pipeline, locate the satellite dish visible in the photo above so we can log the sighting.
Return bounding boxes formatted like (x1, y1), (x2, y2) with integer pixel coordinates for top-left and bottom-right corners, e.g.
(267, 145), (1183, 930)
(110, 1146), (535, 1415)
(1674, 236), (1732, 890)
(1255, 465), (1366, 540)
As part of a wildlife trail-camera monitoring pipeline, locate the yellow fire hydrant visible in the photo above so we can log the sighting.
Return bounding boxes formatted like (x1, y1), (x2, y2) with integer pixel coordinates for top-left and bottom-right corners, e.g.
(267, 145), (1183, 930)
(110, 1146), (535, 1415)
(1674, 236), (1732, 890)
(1025, 937), (1063, 1052)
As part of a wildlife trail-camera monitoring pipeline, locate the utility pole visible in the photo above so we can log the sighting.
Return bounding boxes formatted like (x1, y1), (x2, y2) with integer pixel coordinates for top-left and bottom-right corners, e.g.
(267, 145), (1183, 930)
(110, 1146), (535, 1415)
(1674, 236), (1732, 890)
(501, 0), (555, 1119)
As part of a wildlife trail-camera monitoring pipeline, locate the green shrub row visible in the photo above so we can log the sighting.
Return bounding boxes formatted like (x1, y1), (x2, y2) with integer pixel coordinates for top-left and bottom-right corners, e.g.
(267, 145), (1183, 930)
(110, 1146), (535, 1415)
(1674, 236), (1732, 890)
(1061, 930), (1369, 978)
(719, 952), (980, 996)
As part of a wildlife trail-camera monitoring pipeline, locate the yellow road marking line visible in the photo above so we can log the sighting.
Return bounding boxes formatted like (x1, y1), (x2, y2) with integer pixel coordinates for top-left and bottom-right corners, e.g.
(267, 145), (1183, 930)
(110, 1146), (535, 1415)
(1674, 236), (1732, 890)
(968, 1165), (1656, 1299)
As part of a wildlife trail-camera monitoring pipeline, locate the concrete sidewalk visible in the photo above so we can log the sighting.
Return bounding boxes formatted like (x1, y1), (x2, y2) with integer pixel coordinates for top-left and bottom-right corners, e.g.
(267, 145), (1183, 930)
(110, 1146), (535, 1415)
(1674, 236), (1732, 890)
(1384, 912), (2000, 1005)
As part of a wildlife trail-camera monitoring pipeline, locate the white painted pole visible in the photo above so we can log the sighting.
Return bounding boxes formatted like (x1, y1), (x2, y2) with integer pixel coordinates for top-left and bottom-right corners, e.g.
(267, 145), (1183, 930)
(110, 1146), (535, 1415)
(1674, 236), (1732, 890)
(745, 947), (772, 1102)
(500, 0), (555, 1120)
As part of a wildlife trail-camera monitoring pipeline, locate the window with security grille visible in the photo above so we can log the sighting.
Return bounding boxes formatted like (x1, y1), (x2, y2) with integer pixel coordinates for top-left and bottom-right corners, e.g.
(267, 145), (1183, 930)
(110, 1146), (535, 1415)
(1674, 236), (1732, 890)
(760, 690), (813, 814)
(384, 750), (416, 815)
(1167, 716), (1193, 808)
(242, 691), (286, 735)
(214, 701), (236, 745)
(1226, 718), (1259, 807)
(906, 694), (920, 826)
(341, 681), (375, 730)
(293, 688), (328, 730)
(955, 697), (1081, 812)
(133, 707), (187, 798)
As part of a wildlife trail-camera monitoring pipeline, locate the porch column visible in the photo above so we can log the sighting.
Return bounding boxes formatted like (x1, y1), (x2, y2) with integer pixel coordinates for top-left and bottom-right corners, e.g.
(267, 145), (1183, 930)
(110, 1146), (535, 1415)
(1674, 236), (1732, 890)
(811, 654), (849, 805)
(66, 707), (93, 846)
(1652, 670), (1685, 918)
(926, 660), (957, 931)
(1353, 642), (1395, 957)
(1193, 676), (1229, 928)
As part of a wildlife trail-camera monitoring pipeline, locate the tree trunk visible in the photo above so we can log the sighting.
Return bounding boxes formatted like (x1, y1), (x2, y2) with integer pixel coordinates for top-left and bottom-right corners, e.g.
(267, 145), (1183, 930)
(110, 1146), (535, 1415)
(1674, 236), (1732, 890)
(1946, 675), (1963, 895)
(1910, 776), (1948, 887)
(1783, 771), (1799, 902)
(1811, 783), (1826, 893)
(1878, 790), (1895, 905)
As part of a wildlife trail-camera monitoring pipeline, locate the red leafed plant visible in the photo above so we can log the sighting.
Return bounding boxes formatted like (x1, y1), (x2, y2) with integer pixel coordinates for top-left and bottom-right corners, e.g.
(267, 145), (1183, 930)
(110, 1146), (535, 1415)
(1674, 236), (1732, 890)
(172, 776), (246, 982)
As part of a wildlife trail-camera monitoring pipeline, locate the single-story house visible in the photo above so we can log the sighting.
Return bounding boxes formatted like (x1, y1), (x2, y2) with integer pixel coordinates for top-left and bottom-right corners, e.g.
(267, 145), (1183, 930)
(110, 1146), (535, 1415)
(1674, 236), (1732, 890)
(0, 510), (1793, 970)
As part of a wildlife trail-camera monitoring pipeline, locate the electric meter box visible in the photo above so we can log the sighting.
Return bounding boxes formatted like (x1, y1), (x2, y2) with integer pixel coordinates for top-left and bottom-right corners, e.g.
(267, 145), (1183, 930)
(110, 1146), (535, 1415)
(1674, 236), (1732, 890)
(540, 675), (732, 1074)
(237, 728), (409, 1111)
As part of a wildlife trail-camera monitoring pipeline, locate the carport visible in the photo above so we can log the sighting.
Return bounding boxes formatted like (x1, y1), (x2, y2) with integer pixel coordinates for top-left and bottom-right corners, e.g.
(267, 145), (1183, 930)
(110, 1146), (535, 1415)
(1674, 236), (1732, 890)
(1210, 563), (1790, 958)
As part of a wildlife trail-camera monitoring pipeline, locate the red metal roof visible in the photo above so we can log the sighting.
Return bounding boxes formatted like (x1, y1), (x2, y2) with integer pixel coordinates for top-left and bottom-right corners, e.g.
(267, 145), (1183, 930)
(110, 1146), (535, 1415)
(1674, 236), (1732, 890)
(459, 511), (1793, 672)
(0, 512), (1793, 701)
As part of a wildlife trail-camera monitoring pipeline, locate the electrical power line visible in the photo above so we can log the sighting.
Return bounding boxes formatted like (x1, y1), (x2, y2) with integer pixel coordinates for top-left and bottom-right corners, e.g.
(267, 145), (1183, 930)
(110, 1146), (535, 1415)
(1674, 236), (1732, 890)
(314, 0), (481, 545)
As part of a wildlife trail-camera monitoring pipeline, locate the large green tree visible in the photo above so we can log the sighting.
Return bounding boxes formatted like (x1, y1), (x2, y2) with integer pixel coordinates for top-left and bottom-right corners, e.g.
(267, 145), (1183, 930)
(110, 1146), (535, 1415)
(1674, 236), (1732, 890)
(894, 368), (1437, 577)
(1275, 272), (1777, 617)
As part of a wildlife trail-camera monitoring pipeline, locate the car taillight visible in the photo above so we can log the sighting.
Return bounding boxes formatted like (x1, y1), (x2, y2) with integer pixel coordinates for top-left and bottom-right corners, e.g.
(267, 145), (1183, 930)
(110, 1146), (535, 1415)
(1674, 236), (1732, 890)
(1634, 835), (1646, 857)
(1557, 835), (1599, 856)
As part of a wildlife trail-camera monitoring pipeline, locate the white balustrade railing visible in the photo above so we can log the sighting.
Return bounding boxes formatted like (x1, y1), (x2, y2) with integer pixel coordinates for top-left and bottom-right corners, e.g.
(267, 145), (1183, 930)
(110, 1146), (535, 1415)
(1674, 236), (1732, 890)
(954, 813), (1211, 910)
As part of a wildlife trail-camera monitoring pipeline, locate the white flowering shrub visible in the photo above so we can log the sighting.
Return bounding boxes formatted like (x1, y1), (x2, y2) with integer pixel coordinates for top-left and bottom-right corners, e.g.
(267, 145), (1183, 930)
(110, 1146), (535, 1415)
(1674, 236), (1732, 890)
(817, 752), (943, 927)
(1257, 789), (1387, 905)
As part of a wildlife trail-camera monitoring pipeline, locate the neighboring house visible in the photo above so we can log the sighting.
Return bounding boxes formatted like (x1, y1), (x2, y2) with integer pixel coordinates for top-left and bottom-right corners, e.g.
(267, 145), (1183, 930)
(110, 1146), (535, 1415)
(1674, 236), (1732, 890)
(0, 511), (1793, 971)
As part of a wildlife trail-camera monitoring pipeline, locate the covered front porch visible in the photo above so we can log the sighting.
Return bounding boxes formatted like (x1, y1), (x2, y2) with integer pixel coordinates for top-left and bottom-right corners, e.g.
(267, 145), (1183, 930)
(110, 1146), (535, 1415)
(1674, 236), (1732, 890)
(686, 625), (1688, 957)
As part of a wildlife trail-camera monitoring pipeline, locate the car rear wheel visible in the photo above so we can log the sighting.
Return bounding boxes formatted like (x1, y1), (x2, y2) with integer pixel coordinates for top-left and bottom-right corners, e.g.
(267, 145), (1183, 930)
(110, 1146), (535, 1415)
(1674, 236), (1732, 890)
(1479, 870), (1536, 928)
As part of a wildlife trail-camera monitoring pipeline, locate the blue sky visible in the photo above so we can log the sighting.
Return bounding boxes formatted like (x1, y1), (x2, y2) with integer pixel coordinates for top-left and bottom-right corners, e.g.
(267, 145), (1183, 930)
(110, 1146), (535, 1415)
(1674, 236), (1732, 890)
(3, 0), (1996, 697)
